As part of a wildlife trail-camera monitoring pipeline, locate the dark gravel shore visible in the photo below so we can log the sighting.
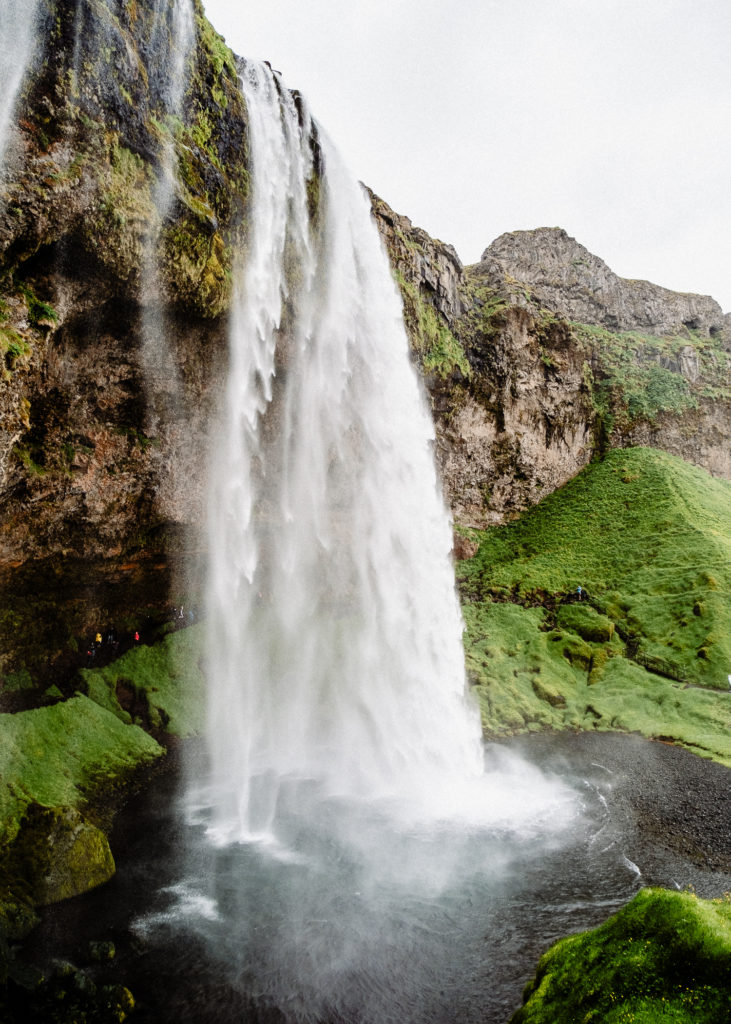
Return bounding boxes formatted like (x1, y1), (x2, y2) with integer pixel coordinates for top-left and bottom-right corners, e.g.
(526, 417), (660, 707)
(508, 730), (731, 895)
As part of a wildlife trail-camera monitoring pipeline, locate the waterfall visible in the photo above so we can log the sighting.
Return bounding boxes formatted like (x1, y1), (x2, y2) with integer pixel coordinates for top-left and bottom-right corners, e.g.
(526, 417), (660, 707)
(140, 0), (195, 369)
(201, 61), (484, 845)
(0, 0), (40, 170)
(138, 0), (195, 481)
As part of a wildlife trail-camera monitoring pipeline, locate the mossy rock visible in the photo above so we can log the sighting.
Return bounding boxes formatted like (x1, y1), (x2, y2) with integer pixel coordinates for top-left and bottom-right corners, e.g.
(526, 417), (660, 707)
(556, 603), (615, 643)
(511, 888), (731, 1023)
(5, 804), (114, 906)
(0, 695), (164, 847)
(0, 888), (39, 942)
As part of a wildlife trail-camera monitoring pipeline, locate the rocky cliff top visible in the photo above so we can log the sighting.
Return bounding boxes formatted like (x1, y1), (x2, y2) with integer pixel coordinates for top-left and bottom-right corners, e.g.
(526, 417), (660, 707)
(477, 227), (728, 339)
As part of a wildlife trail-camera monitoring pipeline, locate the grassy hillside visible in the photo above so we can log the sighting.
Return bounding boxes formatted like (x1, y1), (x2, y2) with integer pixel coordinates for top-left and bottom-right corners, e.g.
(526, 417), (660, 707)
(511, 888), (731, 1024)
(458, 448), (731, 764)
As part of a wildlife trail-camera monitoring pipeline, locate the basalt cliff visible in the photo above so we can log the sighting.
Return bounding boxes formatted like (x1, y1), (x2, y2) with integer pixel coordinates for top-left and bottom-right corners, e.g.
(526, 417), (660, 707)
(0, 0), (729, 680)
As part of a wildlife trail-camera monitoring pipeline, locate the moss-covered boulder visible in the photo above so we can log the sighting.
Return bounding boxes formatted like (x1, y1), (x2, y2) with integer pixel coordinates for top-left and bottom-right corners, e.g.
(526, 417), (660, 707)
(0, 693), (163, 925)
(511, 888), (731, 1023)
(5, 804), (114, 907)
(0, 694), (164, 848)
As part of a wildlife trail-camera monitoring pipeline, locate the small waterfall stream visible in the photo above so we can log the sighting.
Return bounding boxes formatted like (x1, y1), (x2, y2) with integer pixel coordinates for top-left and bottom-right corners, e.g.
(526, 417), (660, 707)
(139, 0), (196, 432)
(0, 0), (40, 170)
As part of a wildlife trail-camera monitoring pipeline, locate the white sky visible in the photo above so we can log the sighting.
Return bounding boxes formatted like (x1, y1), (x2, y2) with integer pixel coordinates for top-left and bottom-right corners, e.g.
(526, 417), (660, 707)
(202, 0), (731, 312)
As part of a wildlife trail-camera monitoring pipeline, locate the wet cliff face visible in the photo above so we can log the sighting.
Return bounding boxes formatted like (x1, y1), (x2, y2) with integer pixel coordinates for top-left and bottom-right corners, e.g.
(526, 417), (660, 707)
(372, 196), (730, 531)
(0, 0), (248, 678)
(1, 0), (729, 682)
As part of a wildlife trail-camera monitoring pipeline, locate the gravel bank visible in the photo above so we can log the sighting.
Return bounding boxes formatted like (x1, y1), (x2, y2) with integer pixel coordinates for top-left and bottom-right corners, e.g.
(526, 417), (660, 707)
(508, 730), (731, 895)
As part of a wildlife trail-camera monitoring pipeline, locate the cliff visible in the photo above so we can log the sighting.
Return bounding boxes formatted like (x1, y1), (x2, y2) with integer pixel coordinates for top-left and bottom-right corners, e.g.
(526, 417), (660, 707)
(0, 0), (729, 682)
(0, 0), (249, 679)
(373, 199), (730, 530)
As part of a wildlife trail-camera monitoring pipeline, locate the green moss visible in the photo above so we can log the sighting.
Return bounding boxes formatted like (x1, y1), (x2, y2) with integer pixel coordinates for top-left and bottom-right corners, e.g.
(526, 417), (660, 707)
(2, 668), (34, 693)
(195, 7), (238, 82)
(459, 449), (731, 762)
(512, 888), (731, 1024)
(395, 272), (471, 379)
(86, 137), (155, 273)
(160, 218), (232, 317)
(556, 604), (615, 643)
(458, 278), (510, 343)
(190, 108), (217, 161)
(81, 625), (205, 738)
(17, 284), (58, 328)
(0, 326), (32, 378)
(11, 442), (48, 477)
(573, 323), (729, 428)
(0, 696), (163, 847)
(5, 804), (115, 906)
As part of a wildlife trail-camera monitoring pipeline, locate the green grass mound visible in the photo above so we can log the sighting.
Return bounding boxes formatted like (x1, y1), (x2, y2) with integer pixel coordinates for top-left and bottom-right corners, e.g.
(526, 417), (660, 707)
(0, 696), (163, 848)
(80, 625), (205, 737)
(459, 448), (731, 762)
(511, 888), (731, 1023)
(462, 602), (731, 764)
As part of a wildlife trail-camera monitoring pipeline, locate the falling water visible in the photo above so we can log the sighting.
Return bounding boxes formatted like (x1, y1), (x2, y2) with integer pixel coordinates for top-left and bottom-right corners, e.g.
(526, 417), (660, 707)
(169, 59), (584, 1024)
(139, 0), (195, 402)
(0, 0), (40, 170)
(201, 61), (489, 844)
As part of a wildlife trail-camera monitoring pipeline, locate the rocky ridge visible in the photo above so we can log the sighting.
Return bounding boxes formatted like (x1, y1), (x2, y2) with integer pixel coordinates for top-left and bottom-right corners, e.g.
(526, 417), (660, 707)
(479, 226), (730, 338)
(373, 201), (730, 531)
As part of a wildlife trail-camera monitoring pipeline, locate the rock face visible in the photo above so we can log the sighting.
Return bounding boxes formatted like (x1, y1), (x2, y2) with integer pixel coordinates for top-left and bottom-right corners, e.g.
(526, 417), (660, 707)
(0, 0), (248, 676)
(369, 189), (463, 323)
(479, 227), (728, 338)
(373, 200), (730, 529)
(0, 0), (729, 683)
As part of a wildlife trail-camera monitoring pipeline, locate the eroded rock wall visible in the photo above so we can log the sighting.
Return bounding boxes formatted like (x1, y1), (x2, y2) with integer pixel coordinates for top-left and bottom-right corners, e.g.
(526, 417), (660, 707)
(0, 0), (246, 676)
(371, 198), (730, 531)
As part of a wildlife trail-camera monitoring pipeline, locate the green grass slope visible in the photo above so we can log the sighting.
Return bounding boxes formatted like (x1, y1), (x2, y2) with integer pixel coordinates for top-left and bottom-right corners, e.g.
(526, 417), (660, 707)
(458, 448), (731, 763)
(511, 888), (731, 1024)
(0, 696), (163, 848)
(80, 624), (206, 737)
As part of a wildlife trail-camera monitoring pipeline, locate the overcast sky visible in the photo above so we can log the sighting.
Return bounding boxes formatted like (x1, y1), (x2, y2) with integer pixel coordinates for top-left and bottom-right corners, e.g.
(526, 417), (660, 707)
(201, 0), (731, 312)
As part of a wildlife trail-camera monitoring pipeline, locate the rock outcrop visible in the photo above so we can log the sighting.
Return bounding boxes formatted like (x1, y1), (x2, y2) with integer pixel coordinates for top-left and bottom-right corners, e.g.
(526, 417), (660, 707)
(478, 227), (728, 338)
(372, 199), (730, 529)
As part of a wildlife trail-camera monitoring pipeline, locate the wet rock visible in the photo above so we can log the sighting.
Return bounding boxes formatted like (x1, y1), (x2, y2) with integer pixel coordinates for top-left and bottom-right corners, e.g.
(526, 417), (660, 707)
(8, 804), (115, 906)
